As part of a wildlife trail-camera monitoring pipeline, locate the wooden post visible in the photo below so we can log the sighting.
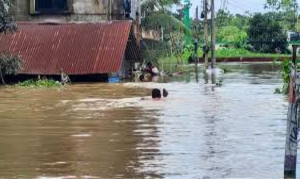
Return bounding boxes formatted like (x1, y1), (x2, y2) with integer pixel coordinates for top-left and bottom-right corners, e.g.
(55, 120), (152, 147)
(284, 45), (298, 179)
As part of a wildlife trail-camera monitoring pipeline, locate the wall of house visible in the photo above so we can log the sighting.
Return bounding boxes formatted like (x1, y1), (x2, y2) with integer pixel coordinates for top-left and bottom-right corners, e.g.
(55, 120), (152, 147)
(118, 57), (133, 79)
(11, 0), (140, 22)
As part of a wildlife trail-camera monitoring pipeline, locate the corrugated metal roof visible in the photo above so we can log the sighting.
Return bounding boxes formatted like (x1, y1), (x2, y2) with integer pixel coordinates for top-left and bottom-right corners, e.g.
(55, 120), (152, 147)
(0, 21), (139, 75)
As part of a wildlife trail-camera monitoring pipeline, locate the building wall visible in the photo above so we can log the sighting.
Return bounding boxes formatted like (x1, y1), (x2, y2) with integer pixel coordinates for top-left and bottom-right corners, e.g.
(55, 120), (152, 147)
(11, 0), (140, 22)
(118, 57), (133, 79)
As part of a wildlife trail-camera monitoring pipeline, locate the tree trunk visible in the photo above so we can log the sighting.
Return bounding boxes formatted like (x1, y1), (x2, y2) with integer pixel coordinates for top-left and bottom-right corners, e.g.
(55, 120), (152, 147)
(0, 66), (6, 86)
(170, 33), (179, 64)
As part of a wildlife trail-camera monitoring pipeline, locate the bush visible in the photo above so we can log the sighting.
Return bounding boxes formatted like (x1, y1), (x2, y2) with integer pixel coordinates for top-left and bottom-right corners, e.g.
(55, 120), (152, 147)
(0, 53), (22, 85)
(16, 78), (61, 88)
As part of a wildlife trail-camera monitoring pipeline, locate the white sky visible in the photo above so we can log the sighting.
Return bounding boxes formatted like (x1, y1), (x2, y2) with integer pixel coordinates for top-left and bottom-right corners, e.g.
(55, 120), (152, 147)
(180, 0), (300, 17)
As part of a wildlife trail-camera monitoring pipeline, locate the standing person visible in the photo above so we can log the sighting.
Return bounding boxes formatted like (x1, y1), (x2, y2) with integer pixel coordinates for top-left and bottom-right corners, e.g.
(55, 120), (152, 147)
(143, 62), (160, 76)
(60, 69), (71, 85)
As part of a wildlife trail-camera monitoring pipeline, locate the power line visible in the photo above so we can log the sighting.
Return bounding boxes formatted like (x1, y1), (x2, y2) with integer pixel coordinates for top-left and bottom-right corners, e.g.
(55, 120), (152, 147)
(226, 2), (251, 13)
(227, 0), (264, 14)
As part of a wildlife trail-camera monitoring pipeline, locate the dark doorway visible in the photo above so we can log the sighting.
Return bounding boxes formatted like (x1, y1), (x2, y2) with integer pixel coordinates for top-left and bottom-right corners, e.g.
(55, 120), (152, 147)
(35, 0), (68, 13)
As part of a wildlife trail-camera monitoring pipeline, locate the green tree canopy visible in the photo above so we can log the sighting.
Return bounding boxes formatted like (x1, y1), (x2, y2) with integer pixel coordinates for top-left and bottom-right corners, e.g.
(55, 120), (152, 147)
(248, 13), (288, 53)
(264, 0), (298, 30)
(217, 26), (248, 48)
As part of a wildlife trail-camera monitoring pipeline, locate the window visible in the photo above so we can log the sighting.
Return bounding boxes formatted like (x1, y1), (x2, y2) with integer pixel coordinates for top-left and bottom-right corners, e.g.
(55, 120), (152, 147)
(124, 0), (131, 17)
(35, 0), (68, 13)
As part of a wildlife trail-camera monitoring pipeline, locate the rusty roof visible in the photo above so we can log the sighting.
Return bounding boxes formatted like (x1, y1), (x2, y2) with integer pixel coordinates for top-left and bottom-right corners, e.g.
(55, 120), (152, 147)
(0, 21), (139, 75)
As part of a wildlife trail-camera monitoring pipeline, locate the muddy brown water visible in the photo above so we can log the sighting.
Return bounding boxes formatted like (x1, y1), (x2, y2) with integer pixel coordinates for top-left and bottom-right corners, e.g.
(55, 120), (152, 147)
(0, 63), (291, 178)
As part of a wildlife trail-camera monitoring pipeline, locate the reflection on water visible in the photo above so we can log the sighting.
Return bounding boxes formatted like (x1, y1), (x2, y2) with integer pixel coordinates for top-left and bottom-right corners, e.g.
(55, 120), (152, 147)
(0, 63), (289, 178)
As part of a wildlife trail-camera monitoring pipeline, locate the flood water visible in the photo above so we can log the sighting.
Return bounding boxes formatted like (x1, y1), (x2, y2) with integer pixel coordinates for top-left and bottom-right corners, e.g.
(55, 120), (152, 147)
(0, 63), (290, 178)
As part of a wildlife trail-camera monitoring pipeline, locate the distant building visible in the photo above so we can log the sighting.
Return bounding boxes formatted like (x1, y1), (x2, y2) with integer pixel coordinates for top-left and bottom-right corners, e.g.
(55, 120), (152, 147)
(287, 31), (300, 42)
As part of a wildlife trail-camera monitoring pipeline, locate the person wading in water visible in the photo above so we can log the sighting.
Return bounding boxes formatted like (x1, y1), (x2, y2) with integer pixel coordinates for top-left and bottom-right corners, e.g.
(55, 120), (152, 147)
(140, 62), (160, 82)
(141, 89), (169, 100)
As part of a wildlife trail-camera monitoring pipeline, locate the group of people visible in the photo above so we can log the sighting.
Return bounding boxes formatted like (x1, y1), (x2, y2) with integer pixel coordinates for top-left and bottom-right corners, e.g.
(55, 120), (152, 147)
(138, 62), (169, 100)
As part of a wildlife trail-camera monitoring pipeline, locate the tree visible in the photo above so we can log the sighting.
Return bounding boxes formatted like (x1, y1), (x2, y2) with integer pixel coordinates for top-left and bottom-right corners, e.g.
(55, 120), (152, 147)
(141, 0), (191, 64)
(265, 0), (298, 31)
(216, 10), (234, 29)
(217, 26), (248, 48)
(0, 1), (20, 85)
(248, 13), (288, 53)
(0, 53), (22, 85)
(0, 0), (17, 33)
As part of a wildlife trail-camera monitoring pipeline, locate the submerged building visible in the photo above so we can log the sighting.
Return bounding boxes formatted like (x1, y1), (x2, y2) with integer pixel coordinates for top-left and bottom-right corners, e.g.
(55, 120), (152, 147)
(0, 0), (141, 82)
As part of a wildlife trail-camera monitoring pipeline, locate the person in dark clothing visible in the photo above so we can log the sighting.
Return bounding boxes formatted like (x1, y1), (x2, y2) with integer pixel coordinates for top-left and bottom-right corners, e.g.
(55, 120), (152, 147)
(139, 74), (145, 82)
(143, 62), (160, 76)
(163, 89), (169, 97)
(152, 89), (162, 99)
(141, 88), (168, 100)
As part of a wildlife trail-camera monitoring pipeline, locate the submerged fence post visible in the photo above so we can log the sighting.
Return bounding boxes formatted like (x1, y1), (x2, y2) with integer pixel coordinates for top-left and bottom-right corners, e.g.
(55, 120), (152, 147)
(284, 45), (298, 179)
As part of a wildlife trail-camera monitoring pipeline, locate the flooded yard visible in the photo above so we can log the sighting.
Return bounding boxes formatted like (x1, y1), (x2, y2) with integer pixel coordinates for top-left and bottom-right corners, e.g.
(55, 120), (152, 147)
(0, 63), (290, 178)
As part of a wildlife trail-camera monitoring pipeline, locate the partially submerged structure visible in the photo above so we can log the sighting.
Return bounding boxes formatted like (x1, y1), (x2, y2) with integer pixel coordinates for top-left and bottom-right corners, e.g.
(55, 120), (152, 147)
(2, 0), (141, 82)
(0, 21), (140, 82)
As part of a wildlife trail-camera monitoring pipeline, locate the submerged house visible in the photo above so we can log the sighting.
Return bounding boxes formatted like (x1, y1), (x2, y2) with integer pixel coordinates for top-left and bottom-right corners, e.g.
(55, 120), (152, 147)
(1, 0), (141, 82)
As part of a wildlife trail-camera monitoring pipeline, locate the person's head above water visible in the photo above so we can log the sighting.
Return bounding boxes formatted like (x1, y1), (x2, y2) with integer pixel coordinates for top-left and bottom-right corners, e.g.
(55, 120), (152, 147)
(163, 89), (169, 97)
(139, 74), (145, 82)
(152, 89), (162, 99)
(147, 62), (153, 68)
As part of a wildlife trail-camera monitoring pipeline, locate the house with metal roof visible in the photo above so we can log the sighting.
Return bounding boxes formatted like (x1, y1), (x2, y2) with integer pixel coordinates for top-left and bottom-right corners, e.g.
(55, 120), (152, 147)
(2, 0), (141, 82)
(0, 21), (140, 81)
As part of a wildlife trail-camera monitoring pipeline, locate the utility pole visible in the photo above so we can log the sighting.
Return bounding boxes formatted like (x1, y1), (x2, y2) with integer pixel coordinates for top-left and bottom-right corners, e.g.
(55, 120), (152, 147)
(284, 45), (299, 179)
(203, 0), (209, 69)
(195, 6), (199, 82)
(210, 0), (216, 84)
(211, 0), (216, 69)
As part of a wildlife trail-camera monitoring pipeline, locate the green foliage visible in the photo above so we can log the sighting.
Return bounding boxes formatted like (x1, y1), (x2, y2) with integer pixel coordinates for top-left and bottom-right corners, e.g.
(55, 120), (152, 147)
(142, 13), (191, 35)
(216, 48), (288, 58)
(264, 0), (298, 30)
(16, 78), (61, 88)
(0, 53), (22, 85)
(279, 59), (292, 94)
(140, 39), (169, 65)
(141, 0), (180, 17)
(248, 13), (288, 53)
(216, 10), (234, 28)
(141, 0), (191, 65)
(217, 26), (248, 48)
(0, 0), (17, 33)
(0, 53), (22, 75)
(216, 10), (251, 30)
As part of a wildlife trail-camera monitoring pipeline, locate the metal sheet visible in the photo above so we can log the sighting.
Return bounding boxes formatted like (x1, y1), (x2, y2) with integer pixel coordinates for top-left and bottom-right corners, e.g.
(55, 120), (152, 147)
(0, 21), (138, 75)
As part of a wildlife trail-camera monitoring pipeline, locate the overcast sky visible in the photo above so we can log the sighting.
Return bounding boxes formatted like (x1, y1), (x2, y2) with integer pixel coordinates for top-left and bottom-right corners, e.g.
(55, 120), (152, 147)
(182, 0), (300, 17)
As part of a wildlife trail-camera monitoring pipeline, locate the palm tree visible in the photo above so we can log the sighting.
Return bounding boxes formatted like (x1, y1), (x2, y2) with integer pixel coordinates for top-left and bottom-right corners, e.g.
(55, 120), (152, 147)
(141, 0), (191, 64)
